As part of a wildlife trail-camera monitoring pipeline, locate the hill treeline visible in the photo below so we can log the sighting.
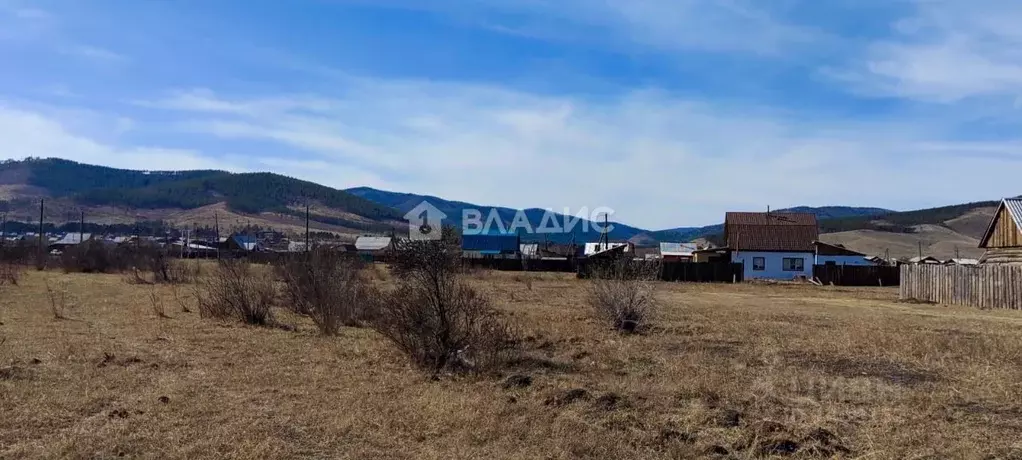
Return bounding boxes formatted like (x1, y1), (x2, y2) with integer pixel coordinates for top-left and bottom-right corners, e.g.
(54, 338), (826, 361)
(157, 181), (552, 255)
(2, 158), (402, 221)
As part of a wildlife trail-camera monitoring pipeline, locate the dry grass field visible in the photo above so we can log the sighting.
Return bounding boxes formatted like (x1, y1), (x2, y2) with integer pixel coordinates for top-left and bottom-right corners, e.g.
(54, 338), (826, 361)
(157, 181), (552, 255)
(3, 267), (1022, 459)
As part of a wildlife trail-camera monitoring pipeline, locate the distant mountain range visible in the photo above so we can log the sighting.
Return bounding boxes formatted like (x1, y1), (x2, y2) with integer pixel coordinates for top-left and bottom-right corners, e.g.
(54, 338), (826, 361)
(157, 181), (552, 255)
(0, 158), (1014, 256)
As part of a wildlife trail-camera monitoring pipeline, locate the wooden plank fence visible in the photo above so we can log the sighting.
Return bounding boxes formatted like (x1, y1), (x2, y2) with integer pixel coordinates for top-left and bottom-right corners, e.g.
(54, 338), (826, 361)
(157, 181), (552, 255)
(900, 264), (1022, 310)
(813, 264), (900, 286)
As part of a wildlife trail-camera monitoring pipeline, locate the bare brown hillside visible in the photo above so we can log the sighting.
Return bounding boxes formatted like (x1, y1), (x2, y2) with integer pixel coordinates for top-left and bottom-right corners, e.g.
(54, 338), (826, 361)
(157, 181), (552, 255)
(2, 199), (372, 238)
(821, 224), (984, 261)
(944, 206), (997, 239)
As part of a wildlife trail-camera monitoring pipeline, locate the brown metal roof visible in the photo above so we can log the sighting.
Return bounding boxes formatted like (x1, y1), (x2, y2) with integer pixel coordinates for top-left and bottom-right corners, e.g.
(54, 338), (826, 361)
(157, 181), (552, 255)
(725, 212), (818, 252)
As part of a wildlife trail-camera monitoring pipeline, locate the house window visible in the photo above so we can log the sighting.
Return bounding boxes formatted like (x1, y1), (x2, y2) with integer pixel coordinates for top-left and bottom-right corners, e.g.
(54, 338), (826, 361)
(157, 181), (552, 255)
(783, 257), (805, 271)
(752, 257), (765, 271)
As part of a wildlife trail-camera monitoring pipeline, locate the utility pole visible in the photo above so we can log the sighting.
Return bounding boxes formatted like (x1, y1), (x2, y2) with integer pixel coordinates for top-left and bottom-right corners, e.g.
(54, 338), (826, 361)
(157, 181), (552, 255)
(0, 211), (6, 249)
(214, 212), (221, 260)
(305, 201), (311, 254)
(37, 199), (45, 269)
(955, 246), (960, 260)
(918, 240), (923, 259)
(79, 210), (85, 246)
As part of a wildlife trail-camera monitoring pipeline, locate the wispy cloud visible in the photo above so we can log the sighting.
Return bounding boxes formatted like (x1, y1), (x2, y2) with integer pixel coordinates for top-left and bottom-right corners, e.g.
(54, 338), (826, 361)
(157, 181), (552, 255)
(61, 44), (127, 62)
(340, 0), (820, 55)
(13, 7), (49, 20)
(134, 79), (1022, 227)
(833, 0), (1022, 103)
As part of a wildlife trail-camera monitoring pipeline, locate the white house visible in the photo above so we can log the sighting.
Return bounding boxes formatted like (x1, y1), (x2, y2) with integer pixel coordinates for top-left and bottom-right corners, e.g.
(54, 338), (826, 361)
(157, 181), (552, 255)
(726, 212), (818, 280)
(813, 241), (872, 266)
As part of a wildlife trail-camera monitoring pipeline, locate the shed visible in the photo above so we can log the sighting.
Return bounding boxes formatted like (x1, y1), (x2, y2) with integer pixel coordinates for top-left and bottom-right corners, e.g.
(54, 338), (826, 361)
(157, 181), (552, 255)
(978, 198), (1022, 265)
(659, 242), (697, 262)
(813, 241), (871, 266)
(355, 236), (393, 252)
(908, 256), (941, 265)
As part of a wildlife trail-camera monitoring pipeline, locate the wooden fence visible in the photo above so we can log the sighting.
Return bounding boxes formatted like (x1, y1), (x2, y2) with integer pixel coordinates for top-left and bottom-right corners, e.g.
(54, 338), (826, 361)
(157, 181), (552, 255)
(899, 264), (1022, 310)
(813, 264), (900, 286)
(577, 260), (743, 283)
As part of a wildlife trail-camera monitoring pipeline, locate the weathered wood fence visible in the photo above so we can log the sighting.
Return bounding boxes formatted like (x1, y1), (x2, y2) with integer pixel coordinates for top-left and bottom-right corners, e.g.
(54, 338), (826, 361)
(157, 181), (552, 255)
(813, 264), (900, 286)
(899, 264), (1022, 309)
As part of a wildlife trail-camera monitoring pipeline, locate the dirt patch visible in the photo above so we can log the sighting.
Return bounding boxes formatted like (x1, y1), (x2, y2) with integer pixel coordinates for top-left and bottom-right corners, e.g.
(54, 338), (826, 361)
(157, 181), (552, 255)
(787, 352), (939, 386)
(545, 388), (590, 407)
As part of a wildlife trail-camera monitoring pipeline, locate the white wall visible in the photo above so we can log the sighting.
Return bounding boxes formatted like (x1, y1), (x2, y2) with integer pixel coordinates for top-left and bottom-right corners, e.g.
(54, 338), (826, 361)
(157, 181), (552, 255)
(815, 255), (872, 266)
(732, 251), (814, 280)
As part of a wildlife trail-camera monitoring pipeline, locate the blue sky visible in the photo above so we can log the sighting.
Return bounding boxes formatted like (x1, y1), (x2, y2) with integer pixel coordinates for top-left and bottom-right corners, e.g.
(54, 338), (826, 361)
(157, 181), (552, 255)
(2, 0), (1022, 229)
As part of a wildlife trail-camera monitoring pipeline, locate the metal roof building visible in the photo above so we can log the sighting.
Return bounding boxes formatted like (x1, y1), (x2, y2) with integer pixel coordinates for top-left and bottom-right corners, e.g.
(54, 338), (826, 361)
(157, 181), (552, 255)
(355, 236), (393, 252)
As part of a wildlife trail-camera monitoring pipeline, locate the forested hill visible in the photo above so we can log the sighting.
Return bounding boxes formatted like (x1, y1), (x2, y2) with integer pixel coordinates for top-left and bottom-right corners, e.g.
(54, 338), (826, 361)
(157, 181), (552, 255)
(0, 158), (402, 222)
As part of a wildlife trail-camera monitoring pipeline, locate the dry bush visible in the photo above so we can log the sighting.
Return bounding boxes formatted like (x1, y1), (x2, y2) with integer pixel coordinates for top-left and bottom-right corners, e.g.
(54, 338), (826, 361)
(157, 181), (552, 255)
(586, 257), (661, 333)
(196, 260), (275, 325)
(60, 241), (128, 274)
(45, 279), (73, 320)
(279, 249), (377, 335)
(171, 284), (191, 313)
(0, 262), (21, 286)
(148, 287), (169, 319)
(374, 229), (520, 373)
(125, 250), (200, 285)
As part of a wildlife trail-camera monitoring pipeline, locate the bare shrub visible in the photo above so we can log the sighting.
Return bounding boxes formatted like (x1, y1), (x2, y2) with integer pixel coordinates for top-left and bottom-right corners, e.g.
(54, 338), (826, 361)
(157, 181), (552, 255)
(171, 284), (191, 313)
(586, 257), (661, 333)
(45, 279), (73, 320)
(0, 262), (21, 286)
(125, 250), (199, 284)
(149, 287), (169, 319)
(60, 240), (126, 273)
(279, 249), (376, 335)
(196, 260), (275, 325)
(374, 228), (519, 373)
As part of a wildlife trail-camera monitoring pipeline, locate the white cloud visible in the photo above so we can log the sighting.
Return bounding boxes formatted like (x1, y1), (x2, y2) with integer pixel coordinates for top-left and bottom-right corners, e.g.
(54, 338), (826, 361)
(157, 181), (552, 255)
(341, 0), (818, 55)
(835, 0), (1022, 102)
(136, 80), (1022, 228)
(0, 106), (236, 172)
(61, 44), (126, 62)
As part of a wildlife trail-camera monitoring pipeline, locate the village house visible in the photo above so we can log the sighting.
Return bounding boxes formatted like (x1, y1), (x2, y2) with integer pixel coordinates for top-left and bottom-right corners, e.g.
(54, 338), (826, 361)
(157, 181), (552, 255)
(725, 211), (818, 280)
(978, 198), (1022, 265)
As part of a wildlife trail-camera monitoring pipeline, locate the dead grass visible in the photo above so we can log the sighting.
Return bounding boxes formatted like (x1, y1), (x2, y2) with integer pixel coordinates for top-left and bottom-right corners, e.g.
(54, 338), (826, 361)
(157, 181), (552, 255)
(2, 270), (1022, 458)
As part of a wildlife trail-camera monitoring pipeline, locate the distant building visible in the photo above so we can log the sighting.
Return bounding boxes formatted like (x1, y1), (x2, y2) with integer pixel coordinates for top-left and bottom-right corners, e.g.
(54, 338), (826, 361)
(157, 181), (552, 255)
(659, 242), (698, 262)
(462, 233), (519, 258)
(813, 241), (871, 266)
(945, 258), (979, 266)
(908, 256), (941, 265)
(583, 242), (632, 256)
(978, 198), (1022, 265)
(220, 234), (260, 252)
(355, 236), (394, 261)
(48, 233), (93, 252)
(519, 243), (539, 259)
(726, 212), (818, 280)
